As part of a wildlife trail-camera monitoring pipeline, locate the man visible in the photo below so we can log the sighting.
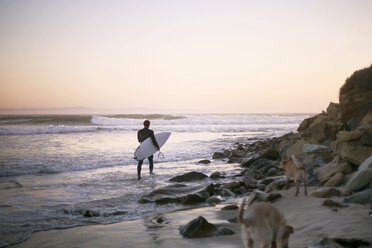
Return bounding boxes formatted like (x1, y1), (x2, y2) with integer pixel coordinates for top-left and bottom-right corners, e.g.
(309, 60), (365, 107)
(137, 120), (160, 180)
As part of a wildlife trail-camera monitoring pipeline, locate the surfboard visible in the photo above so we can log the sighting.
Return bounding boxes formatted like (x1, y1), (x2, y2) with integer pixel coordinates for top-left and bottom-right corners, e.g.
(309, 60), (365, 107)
(134, 132), (171, 161)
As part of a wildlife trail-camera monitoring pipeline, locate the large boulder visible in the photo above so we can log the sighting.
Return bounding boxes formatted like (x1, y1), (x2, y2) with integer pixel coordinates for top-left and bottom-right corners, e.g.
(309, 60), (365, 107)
(332, 140), (372, 166)
(314, 159), (353, 185)
(169, 171), (208, 182)
(344, 189), (372, 205)
(345, 155), (372, 192)
(301, 119), (343, 145)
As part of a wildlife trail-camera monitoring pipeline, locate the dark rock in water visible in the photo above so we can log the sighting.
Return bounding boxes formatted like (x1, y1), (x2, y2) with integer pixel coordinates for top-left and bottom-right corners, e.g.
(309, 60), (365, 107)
(212, 152), (226, 159)
(344, 189), (372, 205)
(206, 196), (222, 204)
(221, 204), (239, 210)
(309, 237), (370, 248)
(170, 171), (208, 182)
(210, 171), (221, 179)
(223, 181), (241, 190)
(228, 217), (238, 223)
(310, 188), (341, 198)
(83, 210), (100, 217)
(180, 193), (207, 204)
(215, 227), (235, 236)
(179, 216), (217, 238)
(265, 193), (282, 202)
(322, 199), (345, 208)
(198, 159), (211, 164)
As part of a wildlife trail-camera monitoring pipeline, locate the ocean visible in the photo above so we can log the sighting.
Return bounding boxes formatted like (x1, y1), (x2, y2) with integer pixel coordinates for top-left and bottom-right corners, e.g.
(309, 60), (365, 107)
(0, 113), (310, 247)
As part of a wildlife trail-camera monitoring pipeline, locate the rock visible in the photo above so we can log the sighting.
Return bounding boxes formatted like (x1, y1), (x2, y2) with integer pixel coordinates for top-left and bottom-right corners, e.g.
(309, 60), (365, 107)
(223, 181), (241, 190)
(265, 193), (282, 202)
(345, 155), (372, 191)
(210, 171), (221, 179)
(198, 159), (211, 164)
(221, 204), (239, 210)
(337, 130), (362, 142)
(229, 150), (246, 158)
(215, 227), (235, 236)
(344, 189), (372, 205)
(332, 140), (372, 166)
(240, 153), (262, 167)
(314, 159), (352, 184)
(260, 148), (280, 160)
(360, 131), (372, 146)
(303, 144), (333, 154)
(219, 189), (236, 197)
(228, 217), (238, 223)
(301, 120), (343, 145)
(245, 190), (267, 206)
(297, 113), (325, 132)
(309, 237), (370, 248)
(83, 210), (100, 217)
(322, 199), (345, 208)
(212, 152), (225, 159)
(179, 216), (217, 238)
(327, 102), (340, 121)
(360, 112), (372, 129)
(206, 196), (222, 204)
(310, 188), (341, 198)
(324, 172), (345, 187)
(284, 139), (307, 159)
(265, 178), (287, 193)
(169, 171), (208, 182)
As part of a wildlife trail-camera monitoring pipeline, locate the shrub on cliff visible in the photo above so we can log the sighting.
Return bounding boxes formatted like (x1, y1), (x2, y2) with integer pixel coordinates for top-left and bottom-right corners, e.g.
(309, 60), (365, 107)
(339, 64), (372, 97)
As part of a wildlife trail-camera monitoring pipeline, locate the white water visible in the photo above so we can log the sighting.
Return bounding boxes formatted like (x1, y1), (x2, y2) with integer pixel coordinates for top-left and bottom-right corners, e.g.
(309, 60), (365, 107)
(0, 113), (310, 247)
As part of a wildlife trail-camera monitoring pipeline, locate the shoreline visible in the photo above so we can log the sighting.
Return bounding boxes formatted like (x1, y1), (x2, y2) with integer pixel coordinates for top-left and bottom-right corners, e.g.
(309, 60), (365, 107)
(11, 186), (372, 248)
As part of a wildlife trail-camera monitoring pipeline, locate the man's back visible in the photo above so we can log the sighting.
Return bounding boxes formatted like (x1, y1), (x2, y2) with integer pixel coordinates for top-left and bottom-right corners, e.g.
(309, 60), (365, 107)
(137, 128), (160, 149)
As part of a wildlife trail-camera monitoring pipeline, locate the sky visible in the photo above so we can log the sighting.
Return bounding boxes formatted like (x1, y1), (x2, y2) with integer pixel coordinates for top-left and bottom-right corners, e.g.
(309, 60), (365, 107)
(0, 0), (371, 114)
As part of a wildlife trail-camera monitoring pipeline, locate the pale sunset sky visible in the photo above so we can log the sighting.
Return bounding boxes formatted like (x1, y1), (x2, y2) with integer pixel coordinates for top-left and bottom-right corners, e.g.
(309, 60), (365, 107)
(0, 0), (371, 114)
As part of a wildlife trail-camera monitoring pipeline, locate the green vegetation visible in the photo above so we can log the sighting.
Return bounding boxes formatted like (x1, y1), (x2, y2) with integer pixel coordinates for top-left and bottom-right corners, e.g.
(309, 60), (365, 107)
(339, 64), (372, 97)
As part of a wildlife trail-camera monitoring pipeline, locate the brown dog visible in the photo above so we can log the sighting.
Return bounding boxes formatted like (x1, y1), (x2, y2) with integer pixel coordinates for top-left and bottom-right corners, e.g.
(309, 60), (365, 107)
(278, 155), (307, 196)
(238, 200), (294, 248)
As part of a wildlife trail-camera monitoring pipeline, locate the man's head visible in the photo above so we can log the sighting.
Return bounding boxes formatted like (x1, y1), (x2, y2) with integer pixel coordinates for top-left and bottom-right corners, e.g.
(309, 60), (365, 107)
(143, 120), (150, 128)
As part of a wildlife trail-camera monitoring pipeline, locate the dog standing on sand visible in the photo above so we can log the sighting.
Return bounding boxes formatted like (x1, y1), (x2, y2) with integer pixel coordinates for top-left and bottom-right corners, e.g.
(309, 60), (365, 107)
(238, 200), (294, 248)
(278, 155), (307, 196)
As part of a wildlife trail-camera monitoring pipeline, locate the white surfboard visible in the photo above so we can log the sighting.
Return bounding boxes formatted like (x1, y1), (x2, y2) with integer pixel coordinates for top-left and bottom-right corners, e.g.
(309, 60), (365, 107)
(134, 132), (171, 161)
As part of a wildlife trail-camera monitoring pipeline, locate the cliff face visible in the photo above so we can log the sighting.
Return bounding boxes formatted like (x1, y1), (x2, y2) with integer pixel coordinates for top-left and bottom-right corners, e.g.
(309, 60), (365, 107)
(294, 65), (372, 166)
(339, 64), (372, 129)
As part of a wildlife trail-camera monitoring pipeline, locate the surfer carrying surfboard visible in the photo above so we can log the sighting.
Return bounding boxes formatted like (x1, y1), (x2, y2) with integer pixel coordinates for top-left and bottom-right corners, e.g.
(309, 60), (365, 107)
(136, 120), (160, 180)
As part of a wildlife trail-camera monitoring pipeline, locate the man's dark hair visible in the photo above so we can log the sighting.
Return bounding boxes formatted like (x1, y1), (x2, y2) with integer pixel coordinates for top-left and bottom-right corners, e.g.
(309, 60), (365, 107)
(143, 120), (150, 127)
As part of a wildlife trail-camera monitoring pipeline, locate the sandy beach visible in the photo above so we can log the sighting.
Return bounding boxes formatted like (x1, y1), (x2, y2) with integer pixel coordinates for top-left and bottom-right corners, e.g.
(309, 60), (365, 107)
(11, 186), (372, 248)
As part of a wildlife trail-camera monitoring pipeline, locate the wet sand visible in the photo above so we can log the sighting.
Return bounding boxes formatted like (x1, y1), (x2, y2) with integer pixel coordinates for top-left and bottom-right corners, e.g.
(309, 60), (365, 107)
(12, 186), (372, 248)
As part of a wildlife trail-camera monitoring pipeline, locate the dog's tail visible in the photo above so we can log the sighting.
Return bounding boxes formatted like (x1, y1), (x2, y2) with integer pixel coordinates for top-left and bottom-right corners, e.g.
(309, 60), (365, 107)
(291, 155), (304, 169)
(237, 198), (246, 224)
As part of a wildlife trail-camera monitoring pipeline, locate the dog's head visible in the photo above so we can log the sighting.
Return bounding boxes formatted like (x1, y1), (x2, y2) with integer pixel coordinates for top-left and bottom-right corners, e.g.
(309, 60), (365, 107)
(281, 225), (294, 248)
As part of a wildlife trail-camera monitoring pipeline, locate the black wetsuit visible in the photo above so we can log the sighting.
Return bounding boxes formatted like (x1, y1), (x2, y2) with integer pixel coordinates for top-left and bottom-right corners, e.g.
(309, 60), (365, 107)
(137, 127), (160, 179)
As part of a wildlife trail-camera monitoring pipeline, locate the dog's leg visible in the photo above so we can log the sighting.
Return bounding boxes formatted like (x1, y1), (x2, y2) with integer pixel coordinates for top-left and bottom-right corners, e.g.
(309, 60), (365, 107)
(303, 169), (308, 196)
(294, 172), (299, 196)
(284, 173), (290, 190)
